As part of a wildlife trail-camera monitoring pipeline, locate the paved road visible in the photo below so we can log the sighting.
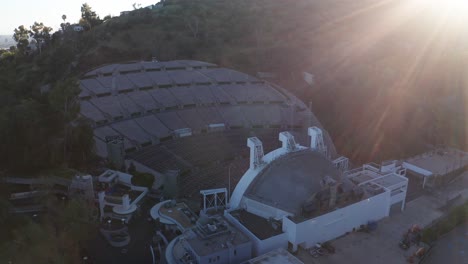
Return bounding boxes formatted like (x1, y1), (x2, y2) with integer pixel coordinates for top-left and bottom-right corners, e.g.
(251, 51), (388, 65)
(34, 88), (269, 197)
(423, 223), (468, 264)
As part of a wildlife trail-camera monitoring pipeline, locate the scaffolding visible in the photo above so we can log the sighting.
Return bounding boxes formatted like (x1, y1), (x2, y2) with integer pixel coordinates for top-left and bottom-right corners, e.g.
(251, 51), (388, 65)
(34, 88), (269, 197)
(200, 188), (228, 214)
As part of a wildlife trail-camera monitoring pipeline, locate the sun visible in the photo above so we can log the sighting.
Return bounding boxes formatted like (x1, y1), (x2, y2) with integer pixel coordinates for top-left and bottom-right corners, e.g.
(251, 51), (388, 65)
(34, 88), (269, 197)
(426, 0), (468, 17)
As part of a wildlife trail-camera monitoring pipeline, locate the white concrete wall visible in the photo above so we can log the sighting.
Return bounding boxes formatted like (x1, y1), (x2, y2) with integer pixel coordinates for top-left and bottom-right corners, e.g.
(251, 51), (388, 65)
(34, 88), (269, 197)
(115, 170), (133, 185)
(256, 233), (288, 256)
(224, 212), (287, 256)
(130, 185), (148, 205)
(241, 197), (292, 220)
(381, 161), (396, 173)
(402, 162), (433, 176)
(282, 190), (391, 249)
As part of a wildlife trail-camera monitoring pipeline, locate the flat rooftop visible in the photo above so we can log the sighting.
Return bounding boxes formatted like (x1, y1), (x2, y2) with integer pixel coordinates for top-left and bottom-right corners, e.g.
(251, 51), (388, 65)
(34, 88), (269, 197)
(348, 170), (376, 185)
(247, 248), (303, 264)
(372, 174), (407, 189)
(230, 209), (283, 240)
(159, 202), (197, 229)
(349, 170), (407, 189)
(406, 148), (468, 175)
(181, 216), (251, 256)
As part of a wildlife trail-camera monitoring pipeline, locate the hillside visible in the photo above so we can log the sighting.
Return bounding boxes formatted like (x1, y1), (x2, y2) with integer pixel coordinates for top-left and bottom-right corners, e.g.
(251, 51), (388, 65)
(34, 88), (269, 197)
(3, 0), (465, 166)
(72, 0), (465, 163)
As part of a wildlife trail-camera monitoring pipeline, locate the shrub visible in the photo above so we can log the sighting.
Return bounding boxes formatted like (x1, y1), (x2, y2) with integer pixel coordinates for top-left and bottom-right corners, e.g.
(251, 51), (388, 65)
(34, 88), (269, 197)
(131, 172), (154, 188)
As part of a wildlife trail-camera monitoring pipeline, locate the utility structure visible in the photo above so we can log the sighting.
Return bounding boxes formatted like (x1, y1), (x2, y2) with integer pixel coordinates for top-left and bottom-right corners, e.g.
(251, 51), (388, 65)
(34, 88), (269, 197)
(200, 188), (228, 215)
(308, 126), (327, 157)
(247, 137), (265, 170)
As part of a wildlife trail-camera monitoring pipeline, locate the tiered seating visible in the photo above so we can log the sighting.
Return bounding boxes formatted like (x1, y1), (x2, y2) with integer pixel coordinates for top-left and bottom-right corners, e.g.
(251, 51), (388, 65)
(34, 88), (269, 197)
(221, 84), (281, 103)
(85, 64), (117, 76)
(170, 86), (197, 105)
(117, 94), (143, 115)
(130, 146), (189, 173)
(280, 105), (305, 126)
(209, 86), (234, 104)
(199, 68), (258, 83)
(253, 84), (286, 102)
(180, 164), (226, 197)
(156, 112), (188, 130)
(96, 75), (134, 93)
(167, 70), (211, 85)
(147, 89), (180, 108)
(118, 63), (142, 73)
(244, 85), (272, 102)
(191, 85), (217, 104)
(80, 61), (325, 171)
(218, 106), (248, 127)
(80, 101), (107, 123)
(196, 107), (224, 124)
(160, 60), (187, 69)
(164, 133), (242, 166)
(94, 137), (108, 157)
(264, 104), (283, 125)
(147, 71), (173, 86)
(221, 84), (250, 102)
(242, 105), (268, 126)
(134, 115), (171, 139)
(141, 61), (163, 71)
(177, 109), (207, 131)
(90, 97), (125, 119)
(127, 90), (162, 112)
(111, 120), (152, 145)
(80, 79), (108, 96)
(175, 60), (216, 68)
(94, 126), (136, 150)
(78, 88), (92, 99)
(126, 72), (153, 88)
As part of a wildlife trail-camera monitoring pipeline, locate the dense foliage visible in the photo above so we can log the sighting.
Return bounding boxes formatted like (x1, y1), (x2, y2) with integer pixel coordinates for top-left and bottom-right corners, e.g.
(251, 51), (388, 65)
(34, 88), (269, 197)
(0, 19), (95, 174)
(421, 201), (468, 243)
(0, 196), (97, 263)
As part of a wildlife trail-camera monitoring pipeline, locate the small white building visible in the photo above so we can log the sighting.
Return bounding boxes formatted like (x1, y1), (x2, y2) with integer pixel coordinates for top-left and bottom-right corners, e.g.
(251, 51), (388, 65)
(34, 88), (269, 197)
(97, 170), (148, 222)
(73, 25), (84, 32)
(403, 147), (468, 188)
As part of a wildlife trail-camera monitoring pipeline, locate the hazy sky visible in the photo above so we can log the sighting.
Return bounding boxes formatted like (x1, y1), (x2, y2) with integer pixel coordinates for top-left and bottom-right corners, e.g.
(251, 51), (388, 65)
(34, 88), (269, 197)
(1, 0), (158, 35)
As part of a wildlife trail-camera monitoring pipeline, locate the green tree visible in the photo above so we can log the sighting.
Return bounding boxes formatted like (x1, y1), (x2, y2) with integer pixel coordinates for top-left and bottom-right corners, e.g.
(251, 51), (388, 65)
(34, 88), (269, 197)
(67, 119), (95, 168)
(48, 78), (81, 164)
(80, 3), (102, 28)
(29, 22), (52, 43)
(13, 25), (30, 51)
(0, 197), (97, 264)
(60, 14), (70, 31)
